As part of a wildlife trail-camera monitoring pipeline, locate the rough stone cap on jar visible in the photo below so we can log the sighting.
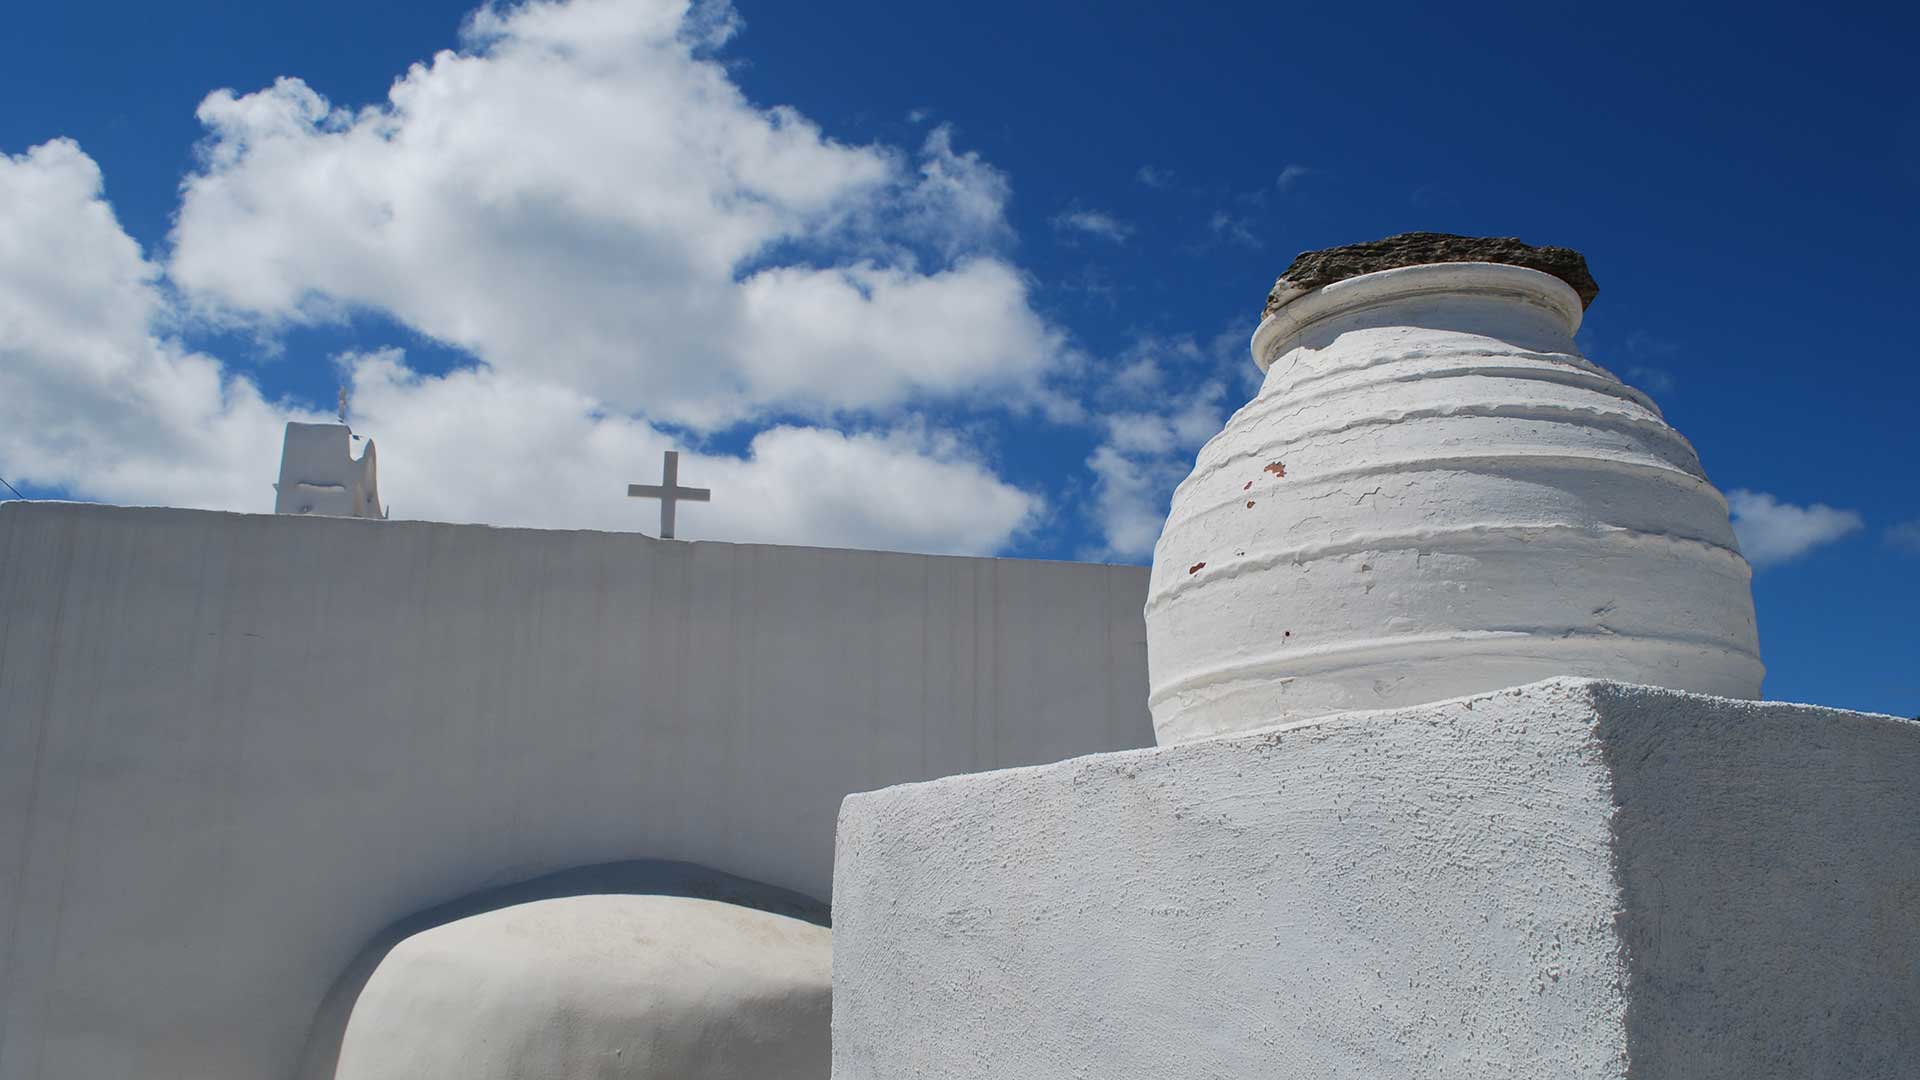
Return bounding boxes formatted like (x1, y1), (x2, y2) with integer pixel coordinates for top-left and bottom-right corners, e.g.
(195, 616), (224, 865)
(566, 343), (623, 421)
(1263, 232), (1599, 318)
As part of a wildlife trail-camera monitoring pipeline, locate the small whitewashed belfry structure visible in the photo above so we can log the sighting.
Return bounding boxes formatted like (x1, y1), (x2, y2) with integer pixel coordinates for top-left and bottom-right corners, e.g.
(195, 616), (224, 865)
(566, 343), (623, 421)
(2, 234), (1917, 1080)
(274, 421), (384, 519)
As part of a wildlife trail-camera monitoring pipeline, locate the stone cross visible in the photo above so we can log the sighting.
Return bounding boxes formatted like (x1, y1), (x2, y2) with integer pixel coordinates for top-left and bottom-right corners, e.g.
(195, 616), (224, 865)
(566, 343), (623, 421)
(627, 450), (710, 540)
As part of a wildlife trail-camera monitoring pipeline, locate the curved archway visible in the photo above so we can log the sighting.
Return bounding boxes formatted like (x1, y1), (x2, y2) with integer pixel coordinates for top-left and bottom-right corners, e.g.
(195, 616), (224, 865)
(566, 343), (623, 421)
(295, 859), (829, 1080)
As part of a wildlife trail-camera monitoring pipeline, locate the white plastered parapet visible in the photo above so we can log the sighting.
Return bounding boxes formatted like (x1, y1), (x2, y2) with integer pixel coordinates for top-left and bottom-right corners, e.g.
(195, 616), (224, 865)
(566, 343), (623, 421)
(833, 678), (1920, 1080)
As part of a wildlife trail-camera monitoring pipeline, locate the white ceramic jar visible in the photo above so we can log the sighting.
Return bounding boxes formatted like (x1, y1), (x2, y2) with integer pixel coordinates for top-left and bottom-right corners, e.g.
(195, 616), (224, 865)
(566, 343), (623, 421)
(1146, 260), (1763, 744)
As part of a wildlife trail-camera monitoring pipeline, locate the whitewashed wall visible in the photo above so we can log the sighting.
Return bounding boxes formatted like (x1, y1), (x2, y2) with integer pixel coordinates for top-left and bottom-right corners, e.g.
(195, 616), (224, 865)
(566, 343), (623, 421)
(0, 502), (1152, 1080)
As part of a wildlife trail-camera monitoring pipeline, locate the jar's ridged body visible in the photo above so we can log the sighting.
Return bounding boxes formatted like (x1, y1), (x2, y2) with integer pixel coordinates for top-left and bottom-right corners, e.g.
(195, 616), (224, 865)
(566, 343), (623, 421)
(1147, 264), (1763, 744)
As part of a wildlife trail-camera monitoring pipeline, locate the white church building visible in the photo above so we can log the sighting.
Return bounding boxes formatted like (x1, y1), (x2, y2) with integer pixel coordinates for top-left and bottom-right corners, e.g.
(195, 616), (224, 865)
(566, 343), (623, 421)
(2, 235), (1915, 1079)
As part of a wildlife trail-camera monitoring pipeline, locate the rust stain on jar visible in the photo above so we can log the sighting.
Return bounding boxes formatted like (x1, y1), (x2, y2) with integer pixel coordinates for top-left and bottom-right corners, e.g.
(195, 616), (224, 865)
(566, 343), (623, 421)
(1246, 501), (1255, 509)
(1264, 461), (1287, 478)
(1243, 480), (1253, 491)
(1187, 561), (1207, 575)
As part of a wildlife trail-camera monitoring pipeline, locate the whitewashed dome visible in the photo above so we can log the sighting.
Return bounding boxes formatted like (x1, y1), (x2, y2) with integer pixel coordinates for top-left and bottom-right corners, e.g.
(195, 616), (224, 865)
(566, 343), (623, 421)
(330, 895), (831, 1080)
(1146, 236), (1763, 744)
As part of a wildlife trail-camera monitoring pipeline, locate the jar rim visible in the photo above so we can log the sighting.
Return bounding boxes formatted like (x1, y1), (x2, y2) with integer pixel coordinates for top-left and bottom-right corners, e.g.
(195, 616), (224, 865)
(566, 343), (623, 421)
(1249, 262), (1586, 372)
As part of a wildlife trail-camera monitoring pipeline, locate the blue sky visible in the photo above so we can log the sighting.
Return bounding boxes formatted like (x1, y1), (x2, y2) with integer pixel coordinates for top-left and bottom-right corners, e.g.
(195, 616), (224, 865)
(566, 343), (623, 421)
(1, 0), (1914, 714)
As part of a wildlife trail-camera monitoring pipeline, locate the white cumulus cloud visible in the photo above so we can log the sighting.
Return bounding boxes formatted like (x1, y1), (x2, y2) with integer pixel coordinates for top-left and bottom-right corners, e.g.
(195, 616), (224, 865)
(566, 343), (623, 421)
(341, 349), (1038, 551)
(0, 0), (1054, 556)
(1726, 489), (1864, 568)
(0, 139), (326, 510)
(1083, 336), (1232, 560)
(168, 0), (1066, 430)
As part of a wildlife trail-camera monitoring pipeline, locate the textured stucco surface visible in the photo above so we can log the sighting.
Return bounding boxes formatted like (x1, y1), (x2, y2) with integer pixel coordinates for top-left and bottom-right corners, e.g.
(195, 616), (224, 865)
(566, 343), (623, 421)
(833, 678), (1920, 1080)
(0, 501), (1152, 1080)
(332, 896), (831, 1080)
